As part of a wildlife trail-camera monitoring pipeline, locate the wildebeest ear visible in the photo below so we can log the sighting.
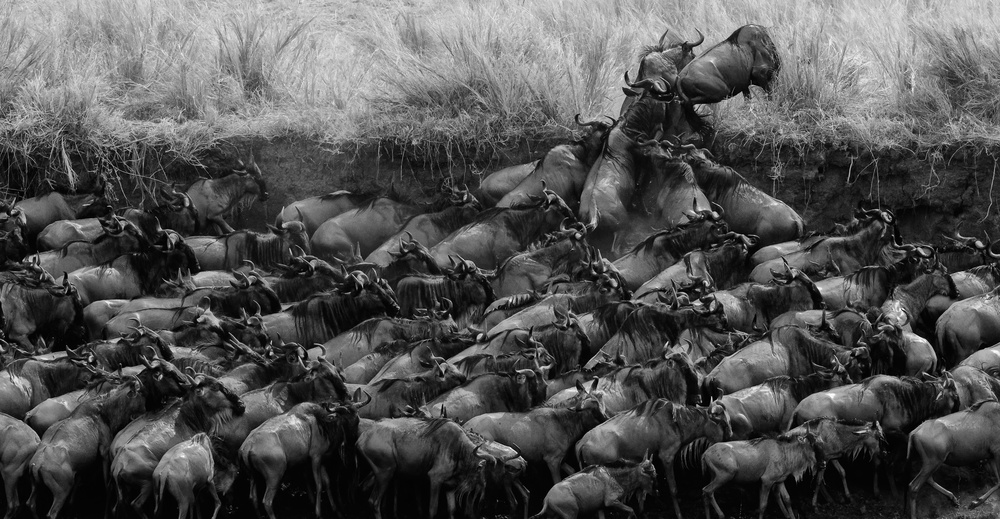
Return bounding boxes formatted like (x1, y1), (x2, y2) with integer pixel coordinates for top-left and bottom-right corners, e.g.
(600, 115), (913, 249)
(266, 224), (280, 234)
(575, 380), (586, 393)
(197, 297), (212, 311)
(590, 377), (599, 392)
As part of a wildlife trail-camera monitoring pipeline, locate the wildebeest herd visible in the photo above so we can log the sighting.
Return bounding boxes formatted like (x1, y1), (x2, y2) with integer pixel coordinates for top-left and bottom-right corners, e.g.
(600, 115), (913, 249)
(0, 22), (995, 519)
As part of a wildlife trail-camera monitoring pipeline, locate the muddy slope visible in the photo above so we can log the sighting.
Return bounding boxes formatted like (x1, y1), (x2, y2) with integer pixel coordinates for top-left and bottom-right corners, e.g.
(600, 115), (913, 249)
(231, 136), (999, 242)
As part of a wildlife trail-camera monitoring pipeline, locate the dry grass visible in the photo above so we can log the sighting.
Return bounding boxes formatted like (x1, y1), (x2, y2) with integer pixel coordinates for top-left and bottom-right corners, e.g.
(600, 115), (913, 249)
(2, 0), (1000, 192)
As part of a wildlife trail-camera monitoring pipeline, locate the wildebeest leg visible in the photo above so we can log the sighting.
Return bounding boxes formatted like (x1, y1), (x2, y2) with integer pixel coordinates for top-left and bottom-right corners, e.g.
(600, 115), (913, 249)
(775, 483), (795, 519)
(26, 480), (39, 519)
(210, 218), (235, 235)
(907, 450), (954, 519)
(208, 483), (222, 519)
(368, 469), (393, 519)
(605, 500), (635, 517)
(660, 457), (683, 519)
(261, 468), (284, 519)
(545, 458), (562, 485)
(512, 480), (530, 519)
(311, 459), (325, 518)
(701, 473), (729, 519)
(3, 459), (28, 519)
(426, 477), (442, 519)
(831, 460), (851, 502)
(969, 459), (1000, 509)
(129, 482), (153, 519)
(445, 489), (457, 519)
(319, 469), (337, 516)
(38, 468), (73, 519)
(757, 481), (774, 519)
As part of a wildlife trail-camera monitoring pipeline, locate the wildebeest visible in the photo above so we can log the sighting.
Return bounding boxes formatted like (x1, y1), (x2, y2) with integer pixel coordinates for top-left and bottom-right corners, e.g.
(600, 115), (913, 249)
(67, 239), (201, 306)
(395, 262), (495, 328)
(365, 196), (483, 268)
(707, 262), (824, 333)
(430, 190), (577, 270)
(635, 233), (753, 301)
(316, 310), (457, 370)
(936, 284), (1000, 367)
(619, 27), (703, 113)
(674, 24), (781, 104)
(785, 418), (884, 506)
(701, 433), (819, 519)
(353, 362), (466, 420)
(152, 432), (222, 519)
(310, 185), (471, 263)
(612, 209), (729, 291)
(184, 221), (309, 271)
(576, 399), (730, 519)
(421, 369), (546, 423)
(491, 220), (593, 298)
(274, 190), (364, 236)
(0, 357), (94, 420)
(702, 326), (857, 398)
(261, 271), (399, 346)
(109, 374), (245, 518)
(545, 354), (701, 415)
(28, 358), (191, 519)
(907, 399), (1000, 518)
(477, 163), (538, 207)
(0, 273), (84, 350)
(709, 369), (851, 440)
(240, 393), (367, 519)
(464, 379), (605, 484)
(497, 116), (613, 209)
(30, 217), (151, 277)
(357, 417), (515, 519)
(529, 458), (657, 519)
(7, 189), (110, 241)
(791, 374), (959, 496)
(183, 157), (268, 234)
(0, 413), (40, 519)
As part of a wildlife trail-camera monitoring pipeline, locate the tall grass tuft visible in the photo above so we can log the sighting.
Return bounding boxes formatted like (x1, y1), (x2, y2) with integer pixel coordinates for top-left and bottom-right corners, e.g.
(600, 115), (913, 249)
(4, 0), (1000, 188)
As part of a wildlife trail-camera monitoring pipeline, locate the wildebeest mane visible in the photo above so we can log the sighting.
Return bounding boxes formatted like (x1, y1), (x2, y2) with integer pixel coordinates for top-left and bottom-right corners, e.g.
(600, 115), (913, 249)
(627, 218), (718, 256)
(169, 356), (229, 377)
(453, 351), (537, 377)
(858, 376), (937, 418)
(359, 184), (411, 211)
(418, 416), (455, 437)
(290, 291), (391, 346)
(398, 203), (475, 233)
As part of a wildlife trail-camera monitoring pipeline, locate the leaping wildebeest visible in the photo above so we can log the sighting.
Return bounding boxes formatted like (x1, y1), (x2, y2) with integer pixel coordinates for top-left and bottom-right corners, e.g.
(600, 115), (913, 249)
(673, 24), (781, 104)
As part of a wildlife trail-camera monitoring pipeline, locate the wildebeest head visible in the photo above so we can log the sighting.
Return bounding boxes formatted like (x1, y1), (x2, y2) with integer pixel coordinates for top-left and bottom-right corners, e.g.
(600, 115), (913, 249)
(339, 270), (400, 317)
(733, 24), (782, 93)
(929, 371), (961, 414)
(263, 220), (310, 256)
(573, 377), (607, 419)
(155, 231), (202, 275)
(233, 156), (269, 202)
(136, 354), (193, 406)
(188, 373), (246, 418)
(0, 227), (27, 264)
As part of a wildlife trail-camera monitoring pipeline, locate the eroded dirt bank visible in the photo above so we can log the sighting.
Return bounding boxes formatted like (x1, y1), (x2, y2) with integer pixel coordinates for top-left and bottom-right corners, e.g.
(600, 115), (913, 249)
(228, 136), (1000, 242)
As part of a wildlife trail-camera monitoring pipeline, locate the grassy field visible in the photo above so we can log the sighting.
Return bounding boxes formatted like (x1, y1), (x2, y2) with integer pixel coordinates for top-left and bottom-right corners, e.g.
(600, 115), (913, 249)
(2, 0), (1000, 193)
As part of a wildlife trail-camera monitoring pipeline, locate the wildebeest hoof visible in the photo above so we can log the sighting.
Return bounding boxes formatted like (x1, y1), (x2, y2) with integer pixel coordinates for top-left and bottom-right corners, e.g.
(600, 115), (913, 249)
(969, 500), (980, 509)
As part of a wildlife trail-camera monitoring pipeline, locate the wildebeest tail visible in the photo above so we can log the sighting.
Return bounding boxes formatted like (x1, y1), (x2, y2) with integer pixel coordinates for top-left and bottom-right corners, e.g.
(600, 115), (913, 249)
(678, 437), (712, 476)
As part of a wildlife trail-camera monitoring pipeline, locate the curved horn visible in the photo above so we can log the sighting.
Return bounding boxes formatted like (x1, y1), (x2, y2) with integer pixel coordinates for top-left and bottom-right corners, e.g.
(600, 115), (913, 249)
(574, 114), (604, 128)
(685, 29), (705, 49)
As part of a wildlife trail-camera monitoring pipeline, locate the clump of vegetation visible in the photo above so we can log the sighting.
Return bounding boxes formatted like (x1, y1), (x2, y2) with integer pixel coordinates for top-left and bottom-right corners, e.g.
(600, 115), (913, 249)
(2, 0), (1000, 194)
